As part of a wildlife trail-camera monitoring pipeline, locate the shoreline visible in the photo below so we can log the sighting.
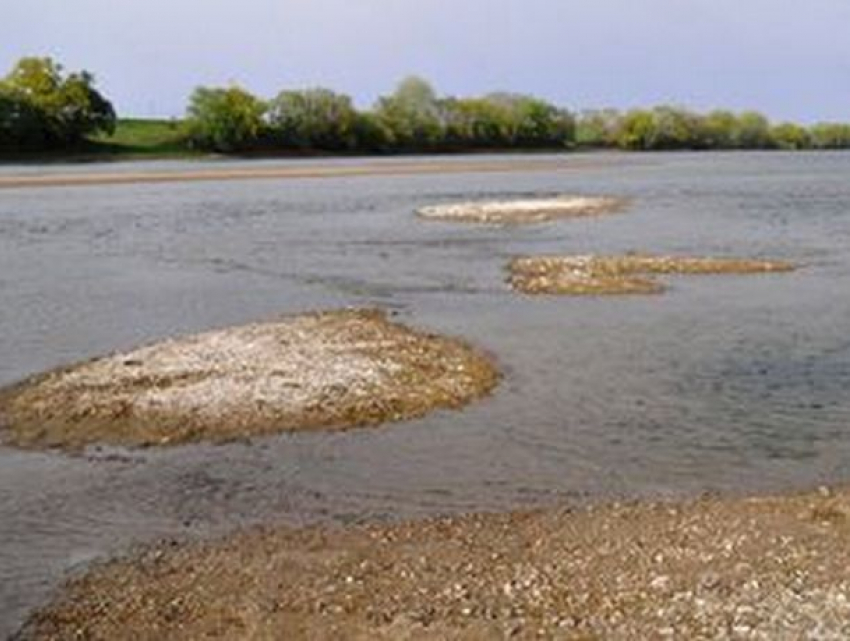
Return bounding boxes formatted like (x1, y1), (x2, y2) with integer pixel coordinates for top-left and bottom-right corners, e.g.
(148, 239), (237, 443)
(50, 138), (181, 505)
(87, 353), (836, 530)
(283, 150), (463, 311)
(20, 483), (850, 639)
(0, 155), (624, 190)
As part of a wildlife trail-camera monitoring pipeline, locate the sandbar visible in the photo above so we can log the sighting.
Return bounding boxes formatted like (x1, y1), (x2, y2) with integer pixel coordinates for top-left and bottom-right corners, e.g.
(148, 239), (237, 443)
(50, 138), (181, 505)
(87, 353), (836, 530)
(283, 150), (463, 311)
(0, 309), (499, 450)
(509, 254), (796, 295)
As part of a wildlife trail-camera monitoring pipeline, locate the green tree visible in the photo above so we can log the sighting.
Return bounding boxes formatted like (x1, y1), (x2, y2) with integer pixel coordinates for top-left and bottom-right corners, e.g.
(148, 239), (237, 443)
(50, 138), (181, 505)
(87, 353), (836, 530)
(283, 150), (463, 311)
(700, 110), (737, 149)
(617, 109), (655, 149)
(0, 86), (47, 149)
(649, 106), (703, 149)
(186, 86), (266, 152)
(350, 111), (393, 151)
(375, 76), (444, 149)
(576, 109), (621, 147)
(808, 122), (850, 149)
(267, 88), (358, 150)
(441, 97), (506, 148)
(0, 56), (115, 147)
(771, 122), (811, 150)
(732, 111), (773, 148)
(478, 93), (574, 147)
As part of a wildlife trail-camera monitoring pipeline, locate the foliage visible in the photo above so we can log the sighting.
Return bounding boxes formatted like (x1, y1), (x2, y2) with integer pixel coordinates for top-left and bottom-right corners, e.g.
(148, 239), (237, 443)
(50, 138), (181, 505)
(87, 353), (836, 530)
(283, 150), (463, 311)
(480, 93), (575, 148)
(0, 56), (116, 150)
(374, 76), (445, 149)
(609, 106), (834, 151)
(809, 123), (850, 149)
(267, 88), (358, 150)
(732, 111), (773, 149)
(350, 112), (393, 151)
(771, 123), (811, 150)
(5, 56), (850, 156)
(701, 110), (737, 148)
(576, 109), (622, 147)
(186, 86), (266, 152)
(617, 109), (656, 150)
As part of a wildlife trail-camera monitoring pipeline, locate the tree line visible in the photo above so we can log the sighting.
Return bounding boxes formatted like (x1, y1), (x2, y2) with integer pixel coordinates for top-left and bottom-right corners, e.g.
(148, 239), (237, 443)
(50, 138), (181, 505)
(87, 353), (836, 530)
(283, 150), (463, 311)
(3, 56), (850, 155)
(576, 107), (850, 151)
(182, 79), (850, 153)
(185, 77), (576, 153)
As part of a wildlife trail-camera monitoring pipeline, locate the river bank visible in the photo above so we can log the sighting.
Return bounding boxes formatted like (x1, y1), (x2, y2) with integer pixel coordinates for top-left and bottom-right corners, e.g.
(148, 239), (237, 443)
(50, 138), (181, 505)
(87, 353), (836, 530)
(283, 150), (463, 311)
(0, 155), (624, 190)
(21, 485), (850, 639)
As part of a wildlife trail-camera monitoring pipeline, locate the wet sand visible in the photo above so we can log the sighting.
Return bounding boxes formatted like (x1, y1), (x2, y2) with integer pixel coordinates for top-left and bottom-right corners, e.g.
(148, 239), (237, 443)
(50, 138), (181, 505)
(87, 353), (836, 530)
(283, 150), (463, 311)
(0, 309), (498, 450)
(509, 255), (796, 295)
(22, 485), (850, 639)
(0, 157), (608, 190)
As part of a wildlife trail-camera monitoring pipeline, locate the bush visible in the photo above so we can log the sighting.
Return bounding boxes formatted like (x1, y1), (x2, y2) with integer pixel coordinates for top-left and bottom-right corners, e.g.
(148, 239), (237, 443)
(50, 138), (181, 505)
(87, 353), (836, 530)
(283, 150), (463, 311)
(809, 123), (850, 149)
(771, 123), (812, 150)
(186, 86), (265, 152)
(267, 88), (358, 150)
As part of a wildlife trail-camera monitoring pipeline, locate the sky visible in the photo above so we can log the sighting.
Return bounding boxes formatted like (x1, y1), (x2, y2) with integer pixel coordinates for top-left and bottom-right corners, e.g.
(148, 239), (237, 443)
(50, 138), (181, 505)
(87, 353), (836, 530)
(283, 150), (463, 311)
(3, 0), (850, 122)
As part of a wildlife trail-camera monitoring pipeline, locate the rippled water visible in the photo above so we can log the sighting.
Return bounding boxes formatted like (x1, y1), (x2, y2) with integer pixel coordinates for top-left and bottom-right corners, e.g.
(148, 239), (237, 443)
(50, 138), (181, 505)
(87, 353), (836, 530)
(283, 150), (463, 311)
(2, 151), (850, 634)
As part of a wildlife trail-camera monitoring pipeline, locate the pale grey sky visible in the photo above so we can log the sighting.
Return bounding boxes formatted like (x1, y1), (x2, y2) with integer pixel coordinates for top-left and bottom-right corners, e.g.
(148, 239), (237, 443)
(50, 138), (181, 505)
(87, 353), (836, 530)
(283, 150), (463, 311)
(3, 0), (849, 122)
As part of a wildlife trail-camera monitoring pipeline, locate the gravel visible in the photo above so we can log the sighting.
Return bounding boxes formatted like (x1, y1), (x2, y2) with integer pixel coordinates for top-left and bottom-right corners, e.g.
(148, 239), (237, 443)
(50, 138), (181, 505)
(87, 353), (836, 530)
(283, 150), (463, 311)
(508, 254), (796, 295)
(20, 486), (850, 639)
(0, 309), (499, 450)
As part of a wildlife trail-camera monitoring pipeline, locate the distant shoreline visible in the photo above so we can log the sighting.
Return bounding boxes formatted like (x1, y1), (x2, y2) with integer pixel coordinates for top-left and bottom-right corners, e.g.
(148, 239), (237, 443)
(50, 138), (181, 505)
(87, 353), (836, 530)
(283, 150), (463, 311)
(0, 156), (619, 189)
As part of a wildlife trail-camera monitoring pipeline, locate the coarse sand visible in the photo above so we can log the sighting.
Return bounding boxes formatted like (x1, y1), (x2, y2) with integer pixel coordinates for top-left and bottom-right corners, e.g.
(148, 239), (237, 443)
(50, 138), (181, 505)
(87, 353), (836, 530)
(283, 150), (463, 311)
(21, 486), (850, 639)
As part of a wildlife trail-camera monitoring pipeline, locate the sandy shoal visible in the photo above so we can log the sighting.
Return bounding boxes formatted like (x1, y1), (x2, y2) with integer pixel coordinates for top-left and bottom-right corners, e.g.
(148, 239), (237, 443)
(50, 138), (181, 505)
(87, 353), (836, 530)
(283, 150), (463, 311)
(509, 254), (797, 295)
(0, 309), (498, 450)
(416, 196), (627, 225)
(0, 158), (611, 190)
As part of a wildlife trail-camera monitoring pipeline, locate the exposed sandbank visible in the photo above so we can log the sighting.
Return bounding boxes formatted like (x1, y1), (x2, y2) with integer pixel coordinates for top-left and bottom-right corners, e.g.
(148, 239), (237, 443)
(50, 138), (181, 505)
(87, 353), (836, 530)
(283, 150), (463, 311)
(509, 254), (796, 295)
(416, 195), (626, 224)
(0, 309), (498, 450)
(22, 486), (850, 639)
(0, 158), (612, 190)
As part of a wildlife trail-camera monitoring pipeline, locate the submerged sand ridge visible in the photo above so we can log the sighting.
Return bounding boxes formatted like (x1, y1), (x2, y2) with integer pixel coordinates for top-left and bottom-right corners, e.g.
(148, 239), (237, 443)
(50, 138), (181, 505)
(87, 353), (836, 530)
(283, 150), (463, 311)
(416, 195), (626, 224)
(22, 487), (850, 639)
(0, 309), (499, 450)
(509, 254), (796, 295)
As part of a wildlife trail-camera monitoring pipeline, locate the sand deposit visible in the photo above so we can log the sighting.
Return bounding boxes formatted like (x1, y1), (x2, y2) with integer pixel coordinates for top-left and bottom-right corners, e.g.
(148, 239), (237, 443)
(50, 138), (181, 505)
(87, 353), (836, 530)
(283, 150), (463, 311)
(21, 486), (850, 639)
(509, 254), (796, 295)
(416, 196), (626, 224)
(0, 309), (498, 450)
(0, 158), (612, 190)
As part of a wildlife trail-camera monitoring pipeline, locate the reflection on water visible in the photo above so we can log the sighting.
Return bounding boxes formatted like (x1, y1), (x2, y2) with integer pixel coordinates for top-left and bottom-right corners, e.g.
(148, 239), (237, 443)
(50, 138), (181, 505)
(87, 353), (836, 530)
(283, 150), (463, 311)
(2, 151), (850, 633)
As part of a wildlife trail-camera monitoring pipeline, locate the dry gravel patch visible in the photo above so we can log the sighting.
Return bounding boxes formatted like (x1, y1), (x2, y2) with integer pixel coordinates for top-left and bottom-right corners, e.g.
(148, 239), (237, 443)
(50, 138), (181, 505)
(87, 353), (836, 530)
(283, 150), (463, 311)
(509, 254), (796, 295)
(0, 309), (498, 450)
(416, 196), (626, 225)
(22, 487), (850, 639)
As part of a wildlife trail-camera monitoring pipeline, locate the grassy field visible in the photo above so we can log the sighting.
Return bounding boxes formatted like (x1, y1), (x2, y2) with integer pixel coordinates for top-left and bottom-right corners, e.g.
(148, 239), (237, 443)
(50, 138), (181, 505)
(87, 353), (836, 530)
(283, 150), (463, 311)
(89, 118), (192, 157)
(0, 119), (196, 162)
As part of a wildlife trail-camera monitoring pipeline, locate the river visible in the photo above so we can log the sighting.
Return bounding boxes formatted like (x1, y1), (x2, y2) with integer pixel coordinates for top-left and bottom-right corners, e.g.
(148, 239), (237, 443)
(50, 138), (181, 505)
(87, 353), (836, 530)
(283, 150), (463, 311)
(1, 151), (849, 634)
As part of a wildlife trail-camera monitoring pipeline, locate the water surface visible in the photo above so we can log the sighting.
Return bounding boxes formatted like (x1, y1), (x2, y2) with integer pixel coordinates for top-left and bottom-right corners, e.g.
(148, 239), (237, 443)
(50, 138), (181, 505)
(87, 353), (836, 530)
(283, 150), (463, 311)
(2, 152), (849, 634)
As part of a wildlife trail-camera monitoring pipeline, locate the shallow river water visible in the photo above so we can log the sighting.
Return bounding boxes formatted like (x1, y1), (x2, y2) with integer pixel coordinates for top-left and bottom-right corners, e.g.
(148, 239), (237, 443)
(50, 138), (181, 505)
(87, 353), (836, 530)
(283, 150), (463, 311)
(1, 152), (850, 634)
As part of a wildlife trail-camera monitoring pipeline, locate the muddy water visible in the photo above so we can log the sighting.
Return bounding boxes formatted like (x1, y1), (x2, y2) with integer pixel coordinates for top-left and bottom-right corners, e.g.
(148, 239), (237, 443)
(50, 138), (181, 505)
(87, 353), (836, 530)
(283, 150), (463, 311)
(2, 152), (850, 634)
